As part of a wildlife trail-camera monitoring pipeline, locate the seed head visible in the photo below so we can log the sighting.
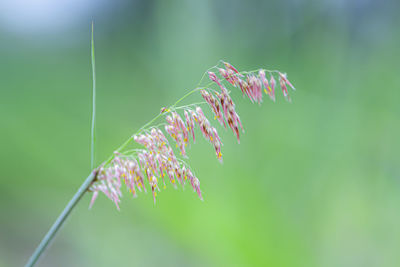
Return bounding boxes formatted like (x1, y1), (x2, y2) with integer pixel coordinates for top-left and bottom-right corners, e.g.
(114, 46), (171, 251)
(89, 61), (296, 209)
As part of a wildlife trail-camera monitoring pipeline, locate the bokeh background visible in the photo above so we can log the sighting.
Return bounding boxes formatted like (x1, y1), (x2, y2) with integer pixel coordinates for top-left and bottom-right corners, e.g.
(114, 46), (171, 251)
(1, 0), (400, 266)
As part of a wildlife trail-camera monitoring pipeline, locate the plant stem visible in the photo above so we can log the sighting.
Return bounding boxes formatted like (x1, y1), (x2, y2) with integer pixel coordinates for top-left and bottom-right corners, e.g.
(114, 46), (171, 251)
(90, 21), (96, 170)
(25, 170), (98, 267)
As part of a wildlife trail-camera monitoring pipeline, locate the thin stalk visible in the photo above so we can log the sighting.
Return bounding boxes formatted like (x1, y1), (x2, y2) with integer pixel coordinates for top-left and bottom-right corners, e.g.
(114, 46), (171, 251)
(25, 170), (98, 267)
(90, 21), (96, 170)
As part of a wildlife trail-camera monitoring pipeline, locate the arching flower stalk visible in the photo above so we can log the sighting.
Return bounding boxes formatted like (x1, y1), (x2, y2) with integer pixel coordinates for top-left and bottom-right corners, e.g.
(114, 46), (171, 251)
(89, 61), (296, 209)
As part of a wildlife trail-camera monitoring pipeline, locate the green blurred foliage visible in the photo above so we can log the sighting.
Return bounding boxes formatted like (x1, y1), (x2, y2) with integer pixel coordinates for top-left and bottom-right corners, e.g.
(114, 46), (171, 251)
(1, 0), (400, 266)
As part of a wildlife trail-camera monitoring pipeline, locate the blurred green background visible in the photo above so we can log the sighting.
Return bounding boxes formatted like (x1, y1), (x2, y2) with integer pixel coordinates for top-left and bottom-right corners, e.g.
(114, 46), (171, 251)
(1, 0), (400, 266)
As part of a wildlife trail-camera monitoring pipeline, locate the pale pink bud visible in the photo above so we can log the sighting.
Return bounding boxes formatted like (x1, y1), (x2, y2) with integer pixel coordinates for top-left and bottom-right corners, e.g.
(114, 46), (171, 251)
(184, 110), (195, 142)
(279, 72), (295, 90)
(208, 71), (220, 84)
(270, 75), (276, 101)
(279, 75), (290, 102)
(247, 75), (263, 104)
(259, 70), (275, 101)
(201, 90), (226, 127)
(223, 61), (241, 76)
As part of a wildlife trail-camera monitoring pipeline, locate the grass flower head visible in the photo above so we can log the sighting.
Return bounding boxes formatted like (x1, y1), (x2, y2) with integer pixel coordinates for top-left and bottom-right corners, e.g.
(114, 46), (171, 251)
(89, 61), (296, 209)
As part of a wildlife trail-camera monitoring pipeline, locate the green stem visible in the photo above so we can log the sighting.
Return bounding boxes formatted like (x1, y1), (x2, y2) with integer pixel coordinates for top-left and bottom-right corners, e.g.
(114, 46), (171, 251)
(25, 170), (98, 267)
(170, 88), (203, 108)
(90, 21), (96, 170)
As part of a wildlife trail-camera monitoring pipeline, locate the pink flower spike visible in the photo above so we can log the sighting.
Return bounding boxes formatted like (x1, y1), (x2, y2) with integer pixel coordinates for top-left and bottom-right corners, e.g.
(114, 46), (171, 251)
(201, 90), (226, 127)
(193, 177), (203, 200)
(233, 111), (244, 133)
(238, 79), (249, 98)
(219, 68), (238, 86)
(208, 71), (226, 91)
(259, 70), (274, 100)
(279, 72), (295, 91)
(270, 75), (276, 101)
(247, 75), (263, 104)
(208, 71), (220, 85)
(223, 61), (242, 76)
(279, 75), (289, 101)
(218, 68), (228, 79)
(244, 75), (256, 103)
(184, 110), (196, 142)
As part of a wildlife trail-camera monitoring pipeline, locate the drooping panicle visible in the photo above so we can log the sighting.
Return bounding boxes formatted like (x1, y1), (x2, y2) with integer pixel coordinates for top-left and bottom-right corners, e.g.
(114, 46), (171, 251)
(90, 60), (295, 209)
